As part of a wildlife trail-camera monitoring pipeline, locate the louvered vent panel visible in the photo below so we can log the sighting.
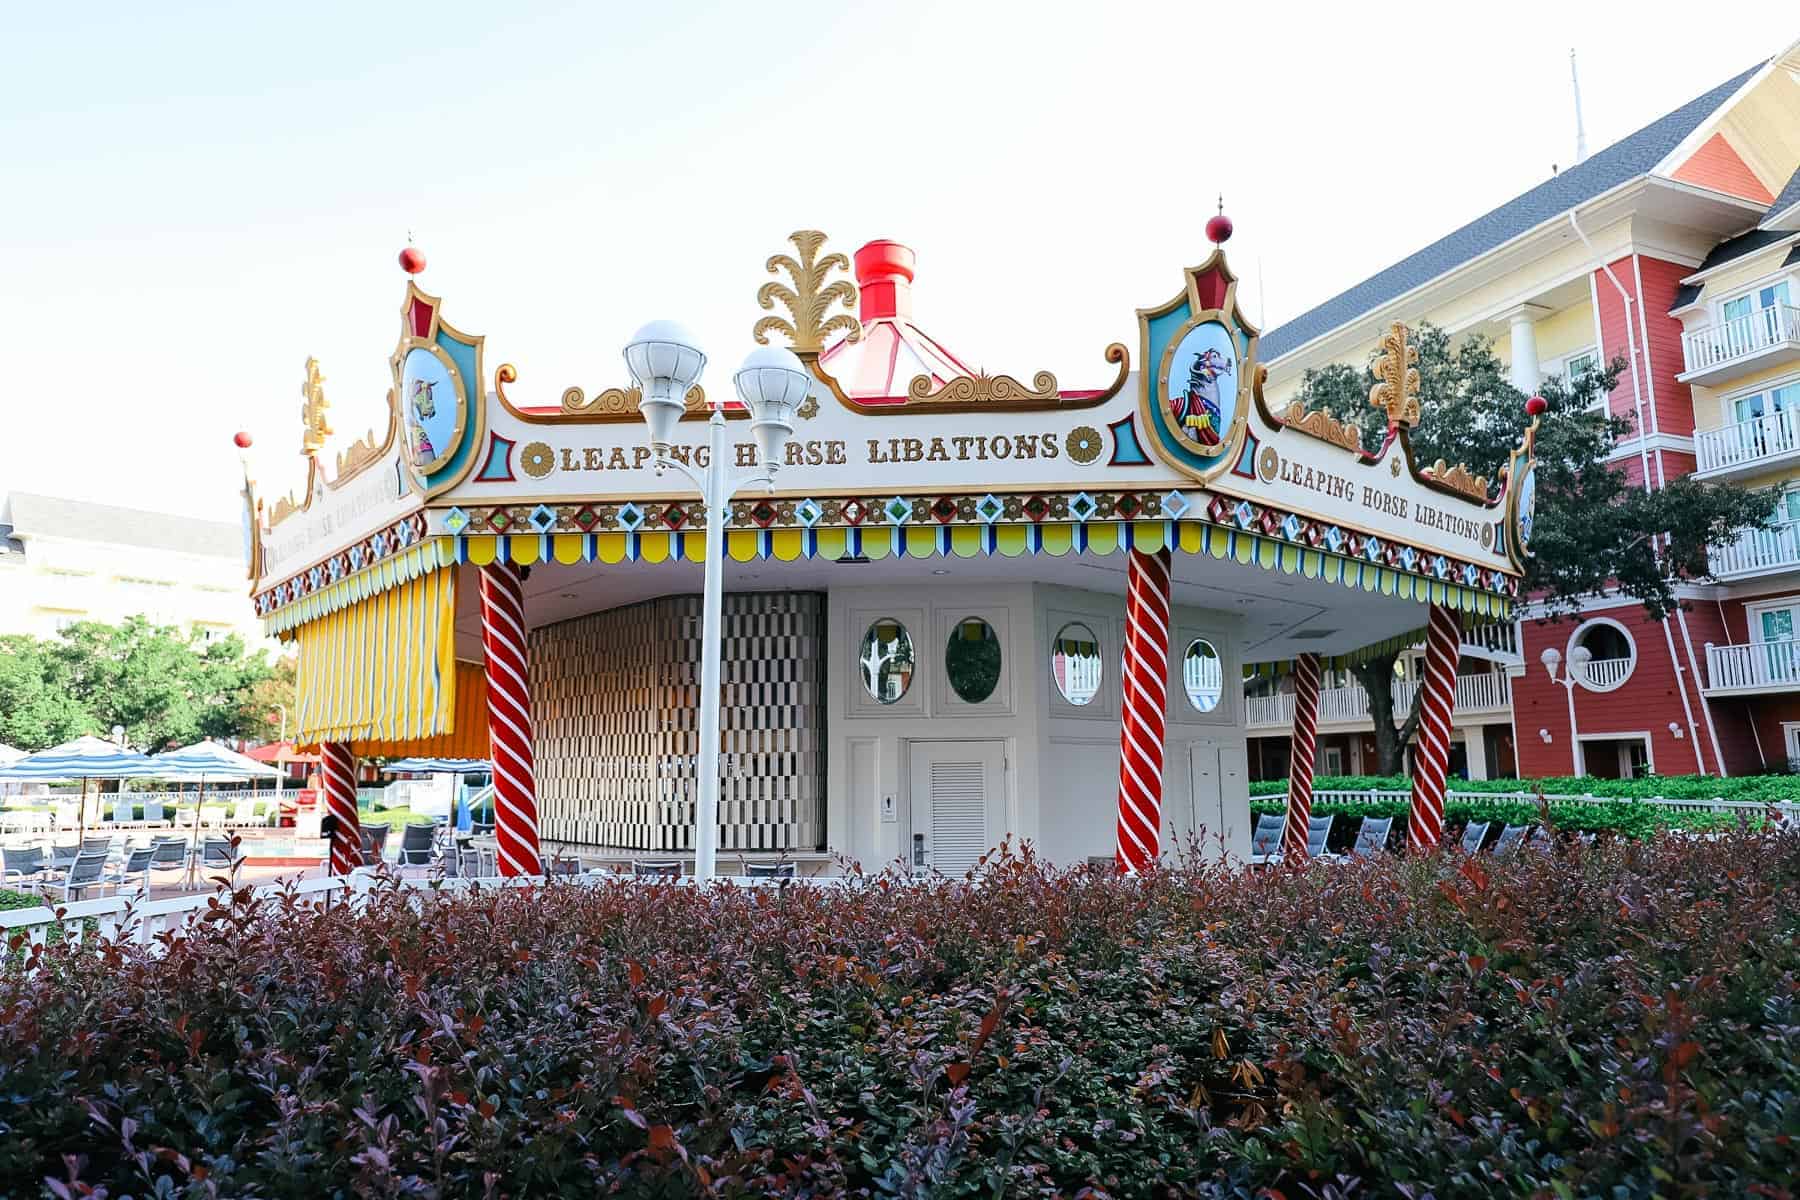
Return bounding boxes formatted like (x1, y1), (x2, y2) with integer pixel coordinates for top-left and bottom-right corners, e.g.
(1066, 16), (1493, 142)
(929, 760), (989, 876)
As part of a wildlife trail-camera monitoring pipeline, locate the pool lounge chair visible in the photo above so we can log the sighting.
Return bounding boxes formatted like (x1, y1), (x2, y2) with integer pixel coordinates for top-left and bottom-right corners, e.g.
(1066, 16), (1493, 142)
(1459, 821), (1491, 853)
(1347, 815), (1394, 859)
(1249, 813), (1284, 865)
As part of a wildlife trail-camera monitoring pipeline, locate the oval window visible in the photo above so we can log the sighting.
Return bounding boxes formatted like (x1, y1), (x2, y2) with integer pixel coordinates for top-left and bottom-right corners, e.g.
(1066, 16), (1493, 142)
(1184, 639), (1223, 712)
(1051, 622), (1102, 706)
(859, 618), (914, 704)
(945, 617), (1002, 704)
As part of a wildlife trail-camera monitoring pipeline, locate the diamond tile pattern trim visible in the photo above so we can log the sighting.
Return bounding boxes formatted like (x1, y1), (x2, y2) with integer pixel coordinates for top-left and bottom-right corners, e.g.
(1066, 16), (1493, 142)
(795, 499), (823, 528)
(883, 496), (911, 525)
(530, 592), (825, 854)
(1162, 490), (1189, 520)
(528, 504), (558, 534)
(616, 502), (645, 533)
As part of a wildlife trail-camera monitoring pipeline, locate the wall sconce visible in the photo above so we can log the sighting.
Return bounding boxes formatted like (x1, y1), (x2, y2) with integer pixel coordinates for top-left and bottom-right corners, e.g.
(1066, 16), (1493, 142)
(1538, 728), (1552, 743)
(1668, 722), (1684, 739)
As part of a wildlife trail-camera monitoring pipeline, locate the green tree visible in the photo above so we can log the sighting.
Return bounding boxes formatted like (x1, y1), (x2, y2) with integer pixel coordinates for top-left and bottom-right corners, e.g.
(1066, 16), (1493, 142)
(0, 634), (95, 749)
(0, 617), (284, 752)
(1295, 325), (1773, 773)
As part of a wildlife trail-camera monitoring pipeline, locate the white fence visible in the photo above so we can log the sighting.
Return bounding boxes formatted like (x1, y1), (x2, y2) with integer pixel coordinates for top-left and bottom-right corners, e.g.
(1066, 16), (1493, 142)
(1705, 638), (1800, 692)
(1296, 787), (1800, 821)
(1709, 519), (1800, 579)
(0, 868), (818, 977)
(1681, 303), (1800, 375)
(1696, 407), (1800, 474)
(1245, 672), (1512, 729)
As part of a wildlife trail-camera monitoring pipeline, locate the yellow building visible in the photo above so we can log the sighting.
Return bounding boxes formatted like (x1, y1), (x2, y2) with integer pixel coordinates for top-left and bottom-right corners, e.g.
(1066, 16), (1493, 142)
(1254, 38), (1800, 780)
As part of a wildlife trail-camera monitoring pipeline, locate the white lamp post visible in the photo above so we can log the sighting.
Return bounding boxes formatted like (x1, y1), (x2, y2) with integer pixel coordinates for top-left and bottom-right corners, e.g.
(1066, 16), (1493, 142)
(1539, 645), (1591, 774)
(624, 324), (809, 882)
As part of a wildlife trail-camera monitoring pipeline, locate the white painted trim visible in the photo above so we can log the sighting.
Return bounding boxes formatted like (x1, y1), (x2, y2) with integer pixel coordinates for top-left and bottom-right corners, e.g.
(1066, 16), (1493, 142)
(1605, 431), (1697, 463)
(1783, 722), (1800, 764)
(1764, 201), (1800, 232)
(1650, 54), (1785, 178)
(1630, 255), (1667, 489)
(1710, 267), (1800, 323)
(1678, 233), (1800, 286)
(1745, 595), (1800, 640)
(1568, 617), (1638, 692)
(1573, 729), (1656, 776)
(1516, 586), (1722, 620)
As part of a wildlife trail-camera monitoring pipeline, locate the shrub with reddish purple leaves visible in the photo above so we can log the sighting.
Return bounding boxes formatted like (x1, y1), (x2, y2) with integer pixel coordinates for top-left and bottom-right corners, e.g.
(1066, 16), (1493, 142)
(3, 831), (1799, 1197)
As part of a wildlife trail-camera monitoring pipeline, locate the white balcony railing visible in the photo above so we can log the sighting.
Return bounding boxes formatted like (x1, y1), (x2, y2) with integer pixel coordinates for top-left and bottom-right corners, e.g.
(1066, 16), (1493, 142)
(1681, 305), (1800, 378)
(1709, 520), (1800, 580)
(1579, 657), (1633, 690)
(1705, 638), (1800, 694)
(1695, 408), (1800, 475)
(1245, 673), (1511, 729)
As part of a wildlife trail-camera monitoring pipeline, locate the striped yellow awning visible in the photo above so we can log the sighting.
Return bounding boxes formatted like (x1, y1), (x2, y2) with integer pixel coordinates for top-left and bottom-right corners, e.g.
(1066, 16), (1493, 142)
(292, 568), (487, 757)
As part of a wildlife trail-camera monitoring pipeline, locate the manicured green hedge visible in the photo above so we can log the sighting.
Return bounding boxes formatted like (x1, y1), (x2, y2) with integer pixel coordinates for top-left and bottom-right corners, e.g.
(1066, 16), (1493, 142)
(1249, 796), (1740, 846)
(4, 834), (1798, 1194)
(1247, 772), (1800, 801)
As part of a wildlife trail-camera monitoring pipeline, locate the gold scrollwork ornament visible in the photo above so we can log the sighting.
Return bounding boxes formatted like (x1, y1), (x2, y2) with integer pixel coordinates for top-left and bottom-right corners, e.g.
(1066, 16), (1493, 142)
(753, 231), (863, 355)
(1368, 322), (1421, 428)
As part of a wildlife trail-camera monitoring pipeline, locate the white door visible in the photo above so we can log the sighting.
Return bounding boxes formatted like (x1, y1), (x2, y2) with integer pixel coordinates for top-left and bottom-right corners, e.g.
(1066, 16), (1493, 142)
(908, 741), (1005, 877)
(1185, 741), (1249, 862)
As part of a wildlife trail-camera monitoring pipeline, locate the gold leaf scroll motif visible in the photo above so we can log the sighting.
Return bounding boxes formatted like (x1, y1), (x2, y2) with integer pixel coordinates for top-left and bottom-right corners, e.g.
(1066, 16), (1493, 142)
(1278, 401), (1364, 453)
(1368, 322), (1421, 429)
(334, 430), (383, 478)
(1424, 459), (1490, 501)
(905, 371), (1060, 404)
(269, 493), (301, 528)
(560, 384), (709, 417)
(300, 357), (332, 457)
(753, 230), (863, 355)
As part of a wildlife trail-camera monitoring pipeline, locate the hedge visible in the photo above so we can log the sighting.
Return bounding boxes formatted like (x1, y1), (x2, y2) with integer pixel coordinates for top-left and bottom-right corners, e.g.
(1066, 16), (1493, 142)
(1249, 796), (1740, 849)
(1247, 772), (1800, 801)
(5, 832), (1800, 1195)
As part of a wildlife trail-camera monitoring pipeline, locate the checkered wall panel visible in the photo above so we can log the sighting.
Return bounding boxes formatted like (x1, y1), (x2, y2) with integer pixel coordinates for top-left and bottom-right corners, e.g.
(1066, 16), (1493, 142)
(530, 592), (826, 852)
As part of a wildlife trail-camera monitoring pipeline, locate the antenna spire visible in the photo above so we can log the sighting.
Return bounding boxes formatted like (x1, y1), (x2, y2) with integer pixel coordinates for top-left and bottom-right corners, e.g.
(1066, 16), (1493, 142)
(1570, 49), (1588, 165)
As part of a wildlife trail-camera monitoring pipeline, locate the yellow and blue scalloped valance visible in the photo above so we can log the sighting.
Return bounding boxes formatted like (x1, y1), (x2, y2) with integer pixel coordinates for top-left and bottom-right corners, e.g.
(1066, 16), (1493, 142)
(453, 519), (1513, 620)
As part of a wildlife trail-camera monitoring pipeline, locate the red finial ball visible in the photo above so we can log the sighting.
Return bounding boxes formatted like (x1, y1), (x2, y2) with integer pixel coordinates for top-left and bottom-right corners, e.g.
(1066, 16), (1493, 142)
(233, 431), (253, 450)
(398, 246), (427, 275)
(1206, 212), (1234, 245)
(1525, 395), (1548, 417)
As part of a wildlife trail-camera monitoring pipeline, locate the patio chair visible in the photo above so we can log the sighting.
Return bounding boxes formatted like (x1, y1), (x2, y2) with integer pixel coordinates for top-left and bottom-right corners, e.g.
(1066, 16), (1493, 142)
(361, 822), (392, 866)
(470, 820), (495, 837)
(3, 845), (50, 886)
(1250, 813), (1284, 865)
(1348, 815), (1394, 859)
(62, 850), (115, 902)
(148, 837), (187, 881)
(112, 797), (136, 826)
(742, 861), (796, 879)
(631, 860), (682, 877)
(1459, 820), (1491, 853)
(195, 838), (242, 886)
(1303, 814), (1334, 860)
(80, 835), (113, 857)
(143, 800), (167, 827)
(48, 841), (79, 871)
(396, 823), (436, 868)
(228, 800), (256, 827)
(116, 846), (156, 896)
(1493, 824), (1532, 854)
(53, 801), (79, 830)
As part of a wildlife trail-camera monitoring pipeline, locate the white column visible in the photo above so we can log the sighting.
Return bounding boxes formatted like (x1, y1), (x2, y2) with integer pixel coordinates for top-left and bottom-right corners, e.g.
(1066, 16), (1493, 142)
(1463, 725), (1490, 780)
(1501, 304), (1548, 394)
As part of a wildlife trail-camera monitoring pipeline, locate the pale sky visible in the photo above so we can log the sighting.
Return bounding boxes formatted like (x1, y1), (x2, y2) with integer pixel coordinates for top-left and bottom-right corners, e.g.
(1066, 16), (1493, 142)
(0, 2), (1779, 524)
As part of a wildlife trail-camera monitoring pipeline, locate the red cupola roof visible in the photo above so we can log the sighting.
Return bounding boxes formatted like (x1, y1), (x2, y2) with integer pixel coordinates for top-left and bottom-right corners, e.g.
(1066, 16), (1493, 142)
(817, 239), (975, 402)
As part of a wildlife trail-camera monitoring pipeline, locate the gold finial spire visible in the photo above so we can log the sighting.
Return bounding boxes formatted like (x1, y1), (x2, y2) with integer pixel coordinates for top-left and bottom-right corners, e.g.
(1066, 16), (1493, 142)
(753, 230), (862, 355)
(1368, 322), (1421, 428)
(300, 356), (333, 457)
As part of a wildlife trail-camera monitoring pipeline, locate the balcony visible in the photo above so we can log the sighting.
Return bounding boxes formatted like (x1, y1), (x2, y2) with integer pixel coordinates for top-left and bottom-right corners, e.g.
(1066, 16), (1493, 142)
(1245, 672), (1511, 731)
(1579, 657), (1633, 690)
(1708, 520), (1800, 582)
(1679, 305), (1800, 386)
(1704, 638), (1800, 697)
(1695, 408), (1800, 480)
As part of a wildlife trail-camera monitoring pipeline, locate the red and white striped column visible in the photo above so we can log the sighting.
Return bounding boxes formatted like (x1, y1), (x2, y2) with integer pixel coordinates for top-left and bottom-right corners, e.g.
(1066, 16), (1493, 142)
(479, 562), (543, 877)
(1280, 653), (1323, 859)
(1115, 546), (1173, 874)
(1408, 603), (1461, 851)
(321, 741), (363, 876)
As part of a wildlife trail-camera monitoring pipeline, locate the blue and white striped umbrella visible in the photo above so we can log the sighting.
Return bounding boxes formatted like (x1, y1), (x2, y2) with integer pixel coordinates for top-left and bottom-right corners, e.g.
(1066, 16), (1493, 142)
(152, 740), (283, 782)
(382, 758), (491, 775)
(0, 735), (161, 781)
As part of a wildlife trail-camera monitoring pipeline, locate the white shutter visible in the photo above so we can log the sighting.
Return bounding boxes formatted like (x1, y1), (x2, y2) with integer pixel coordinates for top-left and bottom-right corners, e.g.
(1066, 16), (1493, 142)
(928, 759), (989, 875)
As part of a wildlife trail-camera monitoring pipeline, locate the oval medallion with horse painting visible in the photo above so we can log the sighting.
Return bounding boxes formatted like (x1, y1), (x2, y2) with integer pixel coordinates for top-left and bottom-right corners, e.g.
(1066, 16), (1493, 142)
(400, 346), (462, 471)
(1164, 320), (1237, 452)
